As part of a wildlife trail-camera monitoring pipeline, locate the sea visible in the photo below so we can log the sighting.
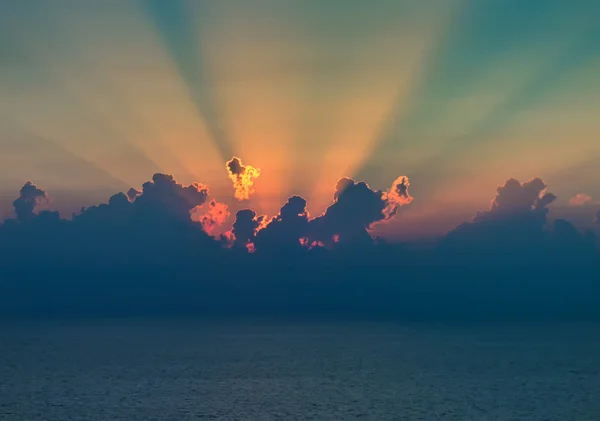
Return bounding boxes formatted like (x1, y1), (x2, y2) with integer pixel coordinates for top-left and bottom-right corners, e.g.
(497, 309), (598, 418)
(1, 320), (599, 420)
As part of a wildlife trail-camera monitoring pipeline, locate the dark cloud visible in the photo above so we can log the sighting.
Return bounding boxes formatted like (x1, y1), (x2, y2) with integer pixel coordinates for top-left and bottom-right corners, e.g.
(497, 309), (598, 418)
(548, 218), (597, 263)
(135, 173), (209, 220)
(307, 176), (412, 247)
(231, 209), (265, 250)
(552, 218), (585, 244)
(72, 192), (133, 226)
(454, 177), (557, 238)
(308, 178), (384, 247)
(127, 188), (141, 202)
(482, 177), (555, 218)
(226, 156), (260, 201)
(445, 178), (555, 242)
(0, 172), (600, 319)
(440, 178), (597, 265)
(70, 173), (210, 232)
(253, 196), (309, 252)
(227, 157), (244, 175)
(1, 174), (220, 268)
(13, 182), (48, 222)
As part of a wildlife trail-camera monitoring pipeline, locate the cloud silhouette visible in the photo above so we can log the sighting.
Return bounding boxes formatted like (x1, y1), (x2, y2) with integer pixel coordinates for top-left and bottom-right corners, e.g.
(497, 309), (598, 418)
(226, 156), (261, 201)
(32, 173), (219, 266)
(438, 177), (599, 265)
(253, 196), (310, 252)
(307, 176), (413, 247)
(483, 177), (555, 218)
(449, 177), (557, 240)
(231, 209), (265, 250)
(127, 188), (141, 202)
(64, 173), (211, 246)
(135, 173), (209, 220)
(0, 171), (599, 319)
(72, 192), (133, 227)
(13, 182), (48, 222)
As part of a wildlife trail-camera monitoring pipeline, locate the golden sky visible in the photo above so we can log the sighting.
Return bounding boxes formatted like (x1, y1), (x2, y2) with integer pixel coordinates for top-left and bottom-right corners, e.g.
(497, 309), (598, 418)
(1, 0), (599, 237)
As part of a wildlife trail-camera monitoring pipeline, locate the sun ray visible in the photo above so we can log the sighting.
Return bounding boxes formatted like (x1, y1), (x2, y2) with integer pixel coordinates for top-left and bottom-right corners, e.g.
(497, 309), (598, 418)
(194, 0), (314, 213)
(353, 0), (598, 185)
(0, 119), (129, 191)
(144, 0), (235, 162)
(301, 1), (459, 214)
(1, 1), (231, 189)
(404, 55), (600, 201)
(406, 90), (600, 217)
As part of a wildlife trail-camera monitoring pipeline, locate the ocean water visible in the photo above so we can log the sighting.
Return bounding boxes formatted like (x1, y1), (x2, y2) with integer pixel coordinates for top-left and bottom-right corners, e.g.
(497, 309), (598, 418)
(1, 320), (599, 420)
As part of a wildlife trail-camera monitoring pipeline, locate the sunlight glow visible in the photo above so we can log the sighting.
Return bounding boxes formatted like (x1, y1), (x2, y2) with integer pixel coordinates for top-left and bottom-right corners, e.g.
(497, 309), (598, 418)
(1, 0), (599, 231)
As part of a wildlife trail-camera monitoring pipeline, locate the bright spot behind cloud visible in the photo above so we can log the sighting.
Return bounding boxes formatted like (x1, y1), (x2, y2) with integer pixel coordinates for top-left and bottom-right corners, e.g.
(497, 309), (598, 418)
(190, 199), (230, 236)
(226, 156), (261, 201)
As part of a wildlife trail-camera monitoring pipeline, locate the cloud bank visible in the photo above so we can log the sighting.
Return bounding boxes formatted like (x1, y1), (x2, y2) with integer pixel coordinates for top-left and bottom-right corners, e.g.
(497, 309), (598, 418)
(440, 178), (599, 266)
(0, 168), (599, 319)
(2, 171), (598, 262)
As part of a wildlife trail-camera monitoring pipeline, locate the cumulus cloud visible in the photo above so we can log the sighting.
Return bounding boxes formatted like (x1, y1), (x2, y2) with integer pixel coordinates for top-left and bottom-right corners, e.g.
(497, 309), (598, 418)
(568, 193), (592, 206)
(127, 188), (141, 202)
(231, 209), (265, 249)
(109, 192), (131, 209)
(441, 178), (566, 260)
(474, 177), (556, 223)
(13, 182), (49, 222)
(492, 178), (554, 213)
(2, 170), (600, 321)
(135, 173), (209, 220)
(309, 178), (386, 246)
(2, 170), (598, 278)
(3, 172), (410, 253)
(254, 196), (310, 252)
(19, 173), (222, 266)
(307, 176), (412, 247)
(226, 156), (260, 201)
(68, 174), (215, 248)
(191, 199), (230, 235)
(72, 192), (134, 227)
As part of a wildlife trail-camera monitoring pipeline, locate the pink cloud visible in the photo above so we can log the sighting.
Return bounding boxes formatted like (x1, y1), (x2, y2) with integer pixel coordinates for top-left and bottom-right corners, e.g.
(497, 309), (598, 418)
(568, 193), (592, 206)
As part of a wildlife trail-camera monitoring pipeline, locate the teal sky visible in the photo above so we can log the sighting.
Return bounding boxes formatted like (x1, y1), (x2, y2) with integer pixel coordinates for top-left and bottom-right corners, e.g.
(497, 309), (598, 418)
(1, 0), (599, 238)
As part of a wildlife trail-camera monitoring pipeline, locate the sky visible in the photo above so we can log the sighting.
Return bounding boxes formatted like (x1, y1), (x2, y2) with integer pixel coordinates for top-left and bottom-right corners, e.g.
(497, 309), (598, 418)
(1, 0), (600, 240)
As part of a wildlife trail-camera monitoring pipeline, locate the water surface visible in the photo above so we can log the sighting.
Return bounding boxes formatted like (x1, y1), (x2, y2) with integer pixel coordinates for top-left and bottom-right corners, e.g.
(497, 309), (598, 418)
(1, 320), (599, 420)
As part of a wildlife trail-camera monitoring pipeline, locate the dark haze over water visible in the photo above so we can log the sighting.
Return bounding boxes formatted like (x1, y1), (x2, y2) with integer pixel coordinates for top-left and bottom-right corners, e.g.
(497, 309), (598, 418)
(1, 320), (599, 420)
